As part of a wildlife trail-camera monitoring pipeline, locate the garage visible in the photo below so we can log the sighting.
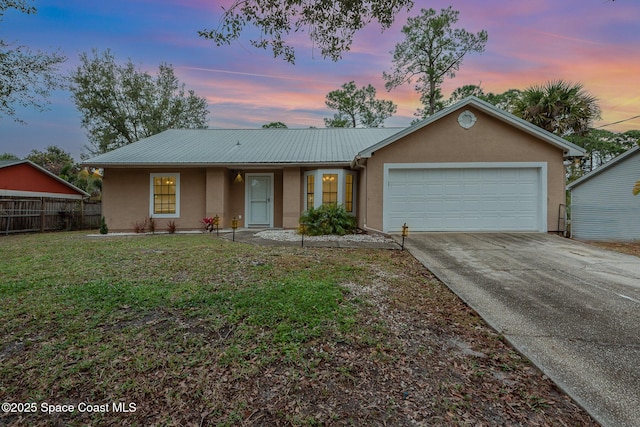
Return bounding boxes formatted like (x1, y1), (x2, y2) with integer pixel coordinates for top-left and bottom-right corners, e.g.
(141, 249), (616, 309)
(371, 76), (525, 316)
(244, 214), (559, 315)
(384, 163), (547, 232)
(355, 98), (585, 234)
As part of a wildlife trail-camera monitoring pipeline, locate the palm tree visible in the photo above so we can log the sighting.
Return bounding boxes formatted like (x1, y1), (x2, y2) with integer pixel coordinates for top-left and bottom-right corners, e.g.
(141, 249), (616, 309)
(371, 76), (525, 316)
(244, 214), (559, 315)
(512, 80), (601, 137)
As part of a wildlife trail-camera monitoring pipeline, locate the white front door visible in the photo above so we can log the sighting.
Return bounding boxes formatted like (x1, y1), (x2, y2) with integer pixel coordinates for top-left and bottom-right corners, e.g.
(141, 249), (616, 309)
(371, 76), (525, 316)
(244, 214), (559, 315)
(245, 174), (273, 227)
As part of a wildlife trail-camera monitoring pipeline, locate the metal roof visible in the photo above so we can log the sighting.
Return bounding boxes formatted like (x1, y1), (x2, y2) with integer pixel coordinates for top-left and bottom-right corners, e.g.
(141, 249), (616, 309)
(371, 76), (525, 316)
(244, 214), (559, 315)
(0, 159), (24, 168)
(84, 128), (403, 167)
(567, 145), (639, 190)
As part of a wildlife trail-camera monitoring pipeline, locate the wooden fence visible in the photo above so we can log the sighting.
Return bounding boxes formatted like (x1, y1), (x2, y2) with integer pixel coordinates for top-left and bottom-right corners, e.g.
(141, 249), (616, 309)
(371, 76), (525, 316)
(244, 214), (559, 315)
(0, 198), (102, 235)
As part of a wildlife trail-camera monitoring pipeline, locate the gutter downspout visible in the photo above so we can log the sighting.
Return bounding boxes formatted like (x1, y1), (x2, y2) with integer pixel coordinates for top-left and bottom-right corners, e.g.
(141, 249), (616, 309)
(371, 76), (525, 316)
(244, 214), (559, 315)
(351, 155), (368, 230)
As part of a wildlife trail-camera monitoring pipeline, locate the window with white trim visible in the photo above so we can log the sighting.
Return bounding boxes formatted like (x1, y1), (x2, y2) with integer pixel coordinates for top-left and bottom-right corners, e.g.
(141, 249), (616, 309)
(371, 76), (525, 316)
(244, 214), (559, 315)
(306, 174), (315, 208)
(322, 173), (338, 206)
(304, 169), (356, 214)
(150, 173), (180, 218)
(345, 173), (354, 213)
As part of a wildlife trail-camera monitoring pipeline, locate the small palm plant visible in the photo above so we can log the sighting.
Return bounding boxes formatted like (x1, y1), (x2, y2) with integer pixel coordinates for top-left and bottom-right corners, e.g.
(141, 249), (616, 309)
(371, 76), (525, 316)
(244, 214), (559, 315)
(299, 204), (356, 236)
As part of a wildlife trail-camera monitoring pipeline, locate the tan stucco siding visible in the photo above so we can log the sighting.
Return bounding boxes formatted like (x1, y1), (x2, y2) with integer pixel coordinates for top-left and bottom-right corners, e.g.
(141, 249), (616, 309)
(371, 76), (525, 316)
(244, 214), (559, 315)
(274, 171), (283, 228)
(103, 167), (289, 231)
(228, 172), (244, 227)
(283, 167), (302, 228)
(102, 168), (206, 232)
(363, 107), (567, 232)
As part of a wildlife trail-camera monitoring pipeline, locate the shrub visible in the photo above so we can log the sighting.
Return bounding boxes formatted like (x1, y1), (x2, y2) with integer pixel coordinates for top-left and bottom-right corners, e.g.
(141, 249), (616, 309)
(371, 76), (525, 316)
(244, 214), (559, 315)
(202, 217), (214, 232)
(300, 204), (357, 236)
(167, 220), (177, 234)
(99, 216), (108, 234)
(133, 218), (148, 233)
(148, 216), (156, 234)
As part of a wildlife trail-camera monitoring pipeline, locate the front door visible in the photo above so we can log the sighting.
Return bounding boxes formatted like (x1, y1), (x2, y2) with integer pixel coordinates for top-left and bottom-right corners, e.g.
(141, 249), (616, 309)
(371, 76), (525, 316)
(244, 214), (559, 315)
(245, 174), (273, 227)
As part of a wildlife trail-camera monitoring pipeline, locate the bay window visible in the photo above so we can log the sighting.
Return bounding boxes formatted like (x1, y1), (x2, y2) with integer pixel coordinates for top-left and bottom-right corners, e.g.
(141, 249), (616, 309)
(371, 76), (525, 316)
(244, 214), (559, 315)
(304, 169), (356, 214)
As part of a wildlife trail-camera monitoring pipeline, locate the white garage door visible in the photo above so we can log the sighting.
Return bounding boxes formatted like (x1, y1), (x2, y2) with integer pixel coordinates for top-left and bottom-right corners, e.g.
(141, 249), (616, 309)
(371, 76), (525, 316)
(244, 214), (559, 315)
(385, 164), (545, 232)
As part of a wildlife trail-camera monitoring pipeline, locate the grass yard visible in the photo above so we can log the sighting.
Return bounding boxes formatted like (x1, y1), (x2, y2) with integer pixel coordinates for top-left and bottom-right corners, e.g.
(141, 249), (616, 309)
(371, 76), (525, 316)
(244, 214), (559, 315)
(0, 232), (596, 426)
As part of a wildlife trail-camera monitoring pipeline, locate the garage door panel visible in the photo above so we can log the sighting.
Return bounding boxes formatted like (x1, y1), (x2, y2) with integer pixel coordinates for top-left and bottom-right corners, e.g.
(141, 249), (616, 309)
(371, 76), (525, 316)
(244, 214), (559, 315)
(386, 167), (542, 232)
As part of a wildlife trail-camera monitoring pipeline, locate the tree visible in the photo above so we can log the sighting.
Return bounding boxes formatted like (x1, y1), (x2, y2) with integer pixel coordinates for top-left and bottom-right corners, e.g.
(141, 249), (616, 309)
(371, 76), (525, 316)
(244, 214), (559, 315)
(199, 0), (414, 63)
(19, 144), (102, 198)
(447, 84), (485, 105)
(383, 7), (488, 119)
(566, 129), (636, 174)
(26, 145), (74, 176)
(0, 0), (66, 121)
(446, 85), (523, 114)
(69, 49), (209, 155)
(0, 152), (19, 160)
(67, 166), (102, 200)
(324, 81), (396, 128)
(482, 89), (522, 113)
(262, 122), (288, 128)
(511, 80), (601, 137)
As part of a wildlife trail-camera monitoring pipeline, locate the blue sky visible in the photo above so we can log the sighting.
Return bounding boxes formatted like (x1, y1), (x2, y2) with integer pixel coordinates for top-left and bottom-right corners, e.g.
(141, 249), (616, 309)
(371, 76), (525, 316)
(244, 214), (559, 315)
(1, 0), (639, 160)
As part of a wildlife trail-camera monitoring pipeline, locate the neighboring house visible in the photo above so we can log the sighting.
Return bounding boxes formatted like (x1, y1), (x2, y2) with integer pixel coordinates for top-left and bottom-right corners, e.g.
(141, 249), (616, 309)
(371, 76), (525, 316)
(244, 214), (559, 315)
(0, 159), (89, 200)
(567, 145), (640, 241)
(84, 97), (584, 233)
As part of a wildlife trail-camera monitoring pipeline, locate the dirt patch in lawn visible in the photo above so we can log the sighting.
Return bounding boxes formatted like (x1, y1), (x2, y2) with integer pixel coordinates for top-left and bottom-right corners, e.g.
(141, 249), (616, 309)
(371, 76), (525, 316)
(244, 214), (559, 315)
(0, 234), (597, 426)
(589, 240), (640, 258)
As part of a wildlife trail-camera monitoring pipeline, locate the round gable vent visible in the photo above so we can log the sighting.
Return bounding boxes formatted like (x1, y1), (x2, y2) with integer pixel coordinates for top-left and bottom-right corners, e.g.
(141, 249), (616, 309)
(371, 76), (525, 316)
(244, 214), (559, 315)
(458, 110), (477, 129)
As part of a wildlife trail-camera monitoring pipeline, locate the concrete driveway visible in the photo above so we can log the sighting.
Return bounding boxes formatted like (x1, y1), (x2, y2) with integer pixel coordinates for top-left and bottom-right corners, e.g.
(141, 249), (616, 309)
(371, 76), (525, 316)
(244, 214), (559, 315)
(403, 233), (640, 427)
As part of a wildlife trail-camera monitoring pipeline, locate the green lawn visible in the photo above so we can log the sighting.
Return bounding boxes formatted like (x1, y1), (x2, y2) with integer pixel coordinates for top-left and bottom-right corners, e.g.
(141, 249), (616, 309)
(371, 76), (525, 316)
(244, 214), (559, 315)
(0, 232), (596, 426)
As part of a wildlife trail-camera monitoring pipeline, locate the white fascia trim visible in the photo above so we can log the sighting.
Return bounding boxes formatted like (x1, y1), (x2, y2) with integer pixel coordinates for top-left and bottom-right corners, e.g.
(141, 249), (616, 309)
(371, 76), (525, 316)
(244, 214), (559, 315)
(382, 162), (548, 233)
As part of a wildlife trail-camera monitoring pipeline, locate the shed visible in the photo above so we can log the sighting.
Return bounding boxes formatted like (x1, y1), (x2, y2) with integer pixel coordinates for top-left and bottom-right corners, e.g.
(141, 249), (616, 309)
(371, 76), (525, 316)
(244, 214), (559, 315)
(0, 160), (89, 199)
(0, 160), (93, 234)
(567, 146), (640, 241)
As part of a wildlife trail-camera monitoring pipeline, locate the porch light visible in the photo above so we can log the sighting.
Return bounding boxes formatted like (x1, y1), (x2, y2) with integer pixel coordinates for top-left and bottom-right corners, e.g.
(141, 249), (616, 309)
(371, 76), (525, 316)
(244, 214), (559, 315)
(401, 223), (409, 250)
(231, 216), (238, 241)
(233, 170), (244, 184)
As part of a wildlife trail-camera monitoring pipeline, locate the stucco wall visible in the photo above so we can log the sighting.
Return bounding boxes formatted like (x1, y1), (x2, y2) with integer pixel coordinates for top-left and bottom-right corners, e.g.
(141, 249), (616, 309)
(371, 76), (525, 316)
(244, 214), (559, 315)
(363, 107), (567, 232)
(102, 167), (206, 232)
(283, 167), (302, 228)
(103, 167), (285, 232)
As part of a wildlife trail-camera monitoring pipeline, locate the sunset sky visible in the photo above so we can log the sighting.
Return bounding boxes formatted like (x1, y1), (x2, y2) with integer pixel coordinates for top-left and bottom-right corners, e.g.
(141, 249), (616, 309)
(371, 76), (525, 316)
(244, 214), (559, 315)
(1, 0), (639, 160)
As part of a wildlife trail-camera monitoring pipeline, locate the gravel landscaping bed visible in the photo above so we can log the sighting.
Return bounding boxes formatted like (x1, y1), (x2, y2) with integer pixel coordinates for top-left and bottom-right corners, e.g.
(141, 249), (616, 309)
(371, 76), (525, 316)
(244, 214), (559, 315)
(255, 229), (395, 243)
